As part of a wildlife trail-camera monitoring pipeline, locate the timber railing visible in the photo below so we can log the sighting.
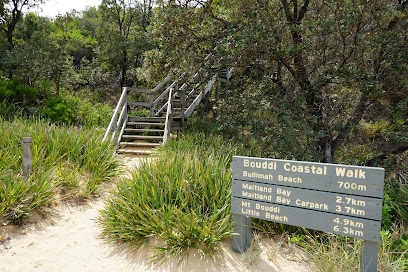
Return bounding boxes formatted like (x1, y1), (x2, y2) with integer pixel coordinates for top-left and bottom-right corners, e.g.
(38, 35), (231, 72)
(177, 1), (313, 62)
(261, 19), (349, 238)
(102, 87), (128, 146)
(163, 87), (174, 145)
(103, 55), (233, 146)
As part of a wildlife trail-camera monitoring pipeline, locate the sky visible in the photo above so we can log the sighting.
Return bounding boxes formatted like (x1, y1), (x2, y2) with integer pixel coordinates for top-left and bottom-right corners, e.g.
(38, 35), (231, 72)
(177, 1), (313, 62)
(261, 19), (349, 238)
(33, 0), (102, 18)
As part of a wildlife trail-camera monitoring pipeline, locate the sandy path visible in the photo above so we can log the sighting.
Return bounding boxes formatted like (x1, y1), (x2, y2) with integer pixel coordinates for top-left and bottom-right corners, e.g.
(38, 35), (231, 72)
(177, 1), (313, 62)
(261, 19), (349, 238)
(0, 156), (311, 272)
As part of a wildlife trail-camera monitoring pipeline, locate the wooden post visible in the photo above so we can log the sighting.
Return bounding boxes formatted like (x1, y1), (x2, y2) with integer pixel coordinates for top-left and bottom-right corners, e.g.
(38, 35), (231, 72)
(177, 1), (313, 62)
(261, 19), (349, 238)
(215, 81), (220, 117)
(163, 87), (174, 145)
(225, 68), (232, 101)
(22, 137), (32, 178)
(149, 92), (154, 117)
(180, 87), (185, 126)
(232, 214), (252, 253)
(112, 117), (118, 147)
(362, 240), (379, 272)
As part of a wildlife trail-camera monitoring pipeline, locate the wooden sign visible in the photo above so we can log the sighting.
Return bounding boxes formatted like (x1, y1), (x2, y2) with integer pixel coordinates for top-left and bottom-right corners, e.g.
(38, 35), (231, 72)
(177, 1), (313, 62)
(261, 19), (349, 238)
(232, 156), (384, 197)
(231, 156), (384, 272)
(232, 180), (382, 220)
(231, 198), (381, 241)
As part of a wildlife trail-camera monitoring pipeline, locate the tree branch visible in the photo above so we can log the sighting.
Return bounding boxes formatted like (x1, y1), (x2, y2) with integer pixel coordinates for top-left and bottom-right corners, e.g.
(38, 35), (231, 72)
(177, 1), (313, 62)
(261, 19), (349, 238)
(297, 0), (310, 21)
(280, 0), (293, 22)
(201, 0), (229, 27)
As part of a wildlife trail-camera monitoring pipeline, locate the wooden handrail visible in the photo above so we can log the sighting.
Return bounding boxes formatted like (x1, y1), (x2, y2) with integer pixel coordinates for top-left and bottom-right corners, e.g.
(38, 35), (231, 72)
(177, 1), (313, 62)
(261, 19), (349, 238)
(184, 74), (217, 119)
(163, 87), (174, 145)
(155, 71), (202, 117)
(153, 80), (178, 106)
(103, 87), (128, 144)
(152, 75), (172, 93)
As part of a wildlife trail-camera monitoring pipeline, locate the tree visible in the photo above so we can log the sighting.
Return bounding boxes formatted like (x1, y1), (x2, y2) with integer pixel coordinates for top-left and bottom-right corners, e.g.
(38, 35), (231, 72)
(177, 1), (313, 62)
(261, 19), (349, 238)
(99, 0), (151, 87)
(147, 0), (408, 163)
(0, 0), (44, 78)
(141, 0), (154, 31)
(1, 0), (43, 49)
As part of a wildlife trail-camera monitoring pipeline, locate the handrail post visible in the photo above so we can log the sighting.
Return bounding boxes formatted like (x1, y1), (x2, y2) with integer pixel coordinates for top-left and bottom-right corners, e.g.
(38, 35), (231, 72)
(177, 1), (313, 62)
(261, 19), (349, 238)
(149, 92), (154, 117)
(180, 83), (185, 126)
(111, 87), (127, 147)
(103, 87), (128, 143)
(112, 121), (118, 146)
(22, 136), (32, 179)
(163, 87), (174, 145)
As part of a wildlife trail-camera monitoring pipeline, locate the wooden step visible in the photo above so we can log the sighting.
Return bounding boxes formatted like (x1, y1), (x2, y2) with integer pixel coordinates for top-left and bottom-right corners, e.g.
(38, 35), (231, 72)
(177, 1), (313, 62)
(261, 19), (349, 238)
(124, 128), (164, 133)
(126, 122), (165, 127)
(122, 135), (163, 140)
(117, 149), (157, 155)
(128, 116), (166, 122)
(119, 142), (161, 147)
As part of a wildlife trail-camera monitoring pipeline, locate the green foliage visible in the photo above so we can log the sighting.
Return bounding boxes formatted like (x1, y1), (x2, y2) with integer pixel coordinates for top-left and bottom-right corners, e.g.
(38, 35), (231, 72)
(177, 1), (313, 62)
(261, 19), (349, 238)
(304, 228), (408, 272)
(0, 77), (39, 106)
(0, 171), (56, 223)
(0, 74), (112, 126)
(40, 97), (75, 124)
(59, 89), (112, 127)
(0, 118), (121, 223)
(379, 228), (408, 271)
(216, 78), (314, 160)
(148, 0), (408, 164)
(98, 133), (235, 261)
(382, 193), (393, 231)
(384, 180), (408, 227)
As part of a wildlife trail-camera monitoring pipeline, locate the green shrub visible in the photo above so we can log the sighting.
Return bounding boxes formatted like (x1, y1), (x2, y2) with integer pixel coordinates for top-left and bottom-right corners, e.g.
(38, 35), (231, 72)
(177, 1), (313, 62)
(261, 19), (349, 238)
(98, 133), (235, 261)
(58, 89), (112, 127)
(0, 77), (112, 126)
(384, 180), (408, 227)
(40, 97), (75, 124)
(0, 77), (38, 106)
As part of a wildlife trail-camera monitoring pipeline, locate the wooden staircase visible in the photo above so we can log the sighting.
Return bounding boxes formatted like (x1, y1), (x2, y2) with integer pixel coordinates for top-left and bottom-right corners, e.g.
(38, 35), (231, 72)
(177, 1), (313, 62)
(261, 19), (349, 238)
(103, 62), (233, 155)
(117, 117), (165, 155)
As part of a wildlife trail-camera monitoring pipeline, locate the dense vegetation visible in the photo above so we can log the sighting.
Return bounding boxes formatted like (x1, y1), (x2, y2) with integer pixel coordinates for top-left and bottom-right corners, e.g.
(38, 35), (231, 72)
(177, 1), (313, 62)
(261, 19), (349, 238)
(1, 0), (407, 270)
(0, 118), (121, 224)
(99, 127), (408, 270)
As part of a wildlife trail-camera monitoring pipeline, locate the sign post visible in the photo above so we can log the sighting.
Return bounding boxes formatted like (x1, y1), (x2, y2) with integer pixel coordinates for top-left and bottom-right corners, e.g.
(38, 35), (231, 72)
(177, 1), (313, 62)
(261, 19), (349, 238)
(231, 156), (384, 272)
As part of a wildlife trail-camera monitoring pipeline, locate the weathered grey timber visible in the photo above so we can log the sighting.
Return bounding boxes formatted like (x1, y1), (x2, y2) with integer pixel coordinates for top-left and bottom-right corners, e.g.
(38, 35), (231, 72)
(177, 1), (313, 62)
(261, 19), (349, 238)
(232, 180), (382, 220)
(22, 137), (32, 178)
(104, 55), (233, 154)
(232, 156), (384, 198)
(231, 155), (384, 272)
(232, 197), (381, 242)
(103, 87), (128, 145)
(232, 214), (252, 253)
(184, 74), (218, 119)
(163, 87), (174, 145)
(362, 240), (380, 272)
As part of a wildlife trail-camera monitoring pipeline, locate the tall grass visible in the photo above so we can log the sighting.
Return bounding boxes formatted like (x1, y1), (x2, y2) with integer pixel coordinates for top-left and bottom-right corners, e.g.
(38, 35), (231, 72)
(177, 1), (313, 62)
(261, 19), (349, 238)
(0, 117), (121, 223)
(305, 227), (408, 272)
(98, 133), (235, 262)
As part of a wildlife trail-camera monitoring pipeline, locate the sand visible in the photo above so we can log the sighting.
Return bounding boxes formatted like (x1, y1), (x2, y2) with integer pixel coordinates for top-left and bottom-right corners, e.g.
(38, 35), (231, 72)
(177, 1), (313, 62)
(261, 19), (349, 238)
(0, 156), (312, 272)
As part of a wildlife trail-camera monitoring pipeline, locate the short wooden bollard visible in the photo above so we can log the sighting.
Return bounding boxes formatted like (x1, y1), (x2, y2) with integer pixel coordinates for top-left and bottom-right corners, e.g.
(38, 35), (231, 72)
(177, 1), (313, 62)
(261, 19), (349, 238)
(22, 137), (33, 178)
(232, 214), (252, 253)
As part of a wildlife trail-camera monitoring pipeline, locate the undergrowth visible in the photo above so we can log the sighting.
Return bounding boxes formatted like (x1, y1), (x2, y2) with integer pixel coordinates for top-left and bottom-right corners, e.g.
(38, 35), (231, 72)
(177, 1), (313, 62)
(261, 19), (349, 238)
(97, 127), (408, 269)
(303, 227), (408, 271)
(0, 117), (121, 223)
